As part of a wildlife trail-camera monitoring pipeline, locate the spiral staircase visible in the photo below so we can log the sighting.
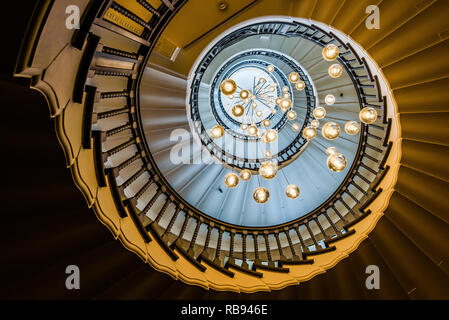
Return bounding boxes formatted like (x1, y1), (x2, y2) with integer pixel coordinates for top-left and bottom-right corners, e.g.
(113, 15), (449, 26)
(6, 0), (449, 299)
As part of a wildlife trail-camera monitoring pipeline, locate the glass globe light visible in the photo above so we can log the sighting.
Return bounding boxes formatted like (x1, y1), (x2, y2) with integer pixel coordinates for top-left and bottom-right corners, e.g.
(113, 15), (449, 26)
(313, 106), (326, 119)
(285, 184), (300, 199)
(268, 86), (275, 92)
(326, 146), (338, 156)
(259, 161), (277, 180)
(272, 108), (277, 115)
(265, 150), (272, 157)
(303, 126), (317, 140)
(239, 89), (250, 100)
(210, 125), (224, 139)
(322, 44), (340, 61)
(229, 94), (234, 99)
(295, 81), (305, 91)
(282, 86), (289, 93)
(231, 104), (244, 117)
(287, 110), (297, 120)
(328, 64), (343, 78)
(244, 98), (250, 104)
(256, 110), (263, 117)
(266, 65), (274, 73)
(311, 119), (320, 128)
(289, 72), (300, 83)
(259, 77), (266, 83)
(324, 94), (336, 106)
(292, 122), (300, 131)
(247, 124), (258, 136)
(224, 172), (239, 188)
(220, 79), (237, 95)
(262, 119), (271, 127)
(240, 123), (248, 130)
(263, 129), (278, 143)
(253, 187), (270, 204)
(240, 169), (252, 181)
(252, 102), (257, 109)
(322, 122), (341, 140)
(344, 120), (361, 135)
(280, 98), (292, 111)
(275, 97), (282, 105)
(327, 153), (347, 172)
(359, 107), (378, 124)
(282, 92), (290, 99)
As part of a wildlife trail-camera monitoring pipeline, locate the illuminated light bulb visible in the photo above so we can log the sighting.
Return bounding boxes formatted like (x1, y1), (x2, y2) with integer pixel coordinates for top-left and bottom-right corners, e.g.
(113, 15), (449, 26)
(265, 150), (272, 157)
(263, 129), (278, 143)
(272, 108), (277, 115)
(311, 119), (320, 128)
(326, 146), (338, 156)
(252, 102), (257, 109)
(268, 86), (275, 92)
(220, 79), (237, 95)
(239, 89), (250, 99)
(359, 107), (378, 124)
(251, 95), (256, 100)
(289, 72), (300, 83)
(282, 92), (290, 99)
(322, 122), (341, 140)
(262, 119), (271, 127)
(259, 77), (266, 83)
(280, 98), (292, 111)
(262, 94), (268, 99)
(322, 44), (340, 61)
(275, 97), (282, 105)
(244, 98), (250, 104)
(292, 122), (300, 131)
(266, 65), (274, 73)
(256, 110), (263, 117)
(328, 63), (343, 78)
(302, 126), (317, 140)
(247, 124), (258, 136)
(324, 94), (336, 106)
(344, 120), (361, 135)
(256, 85), (260, 90)
(259, 161), (277, 180)
(285, 184), (300, 199)
(253, 187), (270, 204)
(287, 110), (297, 120)
(295, 81), (305, 91)
(231, 104), (244, 117)
(210, 125), (224, 139)
(240, 123), (248, 130)
(313, 106), (326, 119)
(229, 94), (234, 99)
(282, 86), (289, 93)
(240, 169), (252, 181)
(327, 153), (347, 172)
(224, 172), (239, 188)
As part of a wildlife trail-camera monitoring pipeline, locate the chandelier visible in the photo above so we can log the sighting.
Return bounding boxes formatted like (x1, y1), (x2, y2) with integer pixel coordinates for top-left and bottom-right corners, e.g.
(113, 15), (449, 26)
(205, 44), (370, 204)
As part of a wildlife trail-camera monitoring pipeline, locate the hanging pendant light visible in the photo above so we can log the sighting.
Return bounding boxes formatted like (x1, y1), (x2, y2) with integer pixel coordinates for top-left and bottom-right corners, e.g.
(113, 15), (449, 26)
(327, 153), (347, 172)
(303, 126), (317, 140)
(311, 119), (320, 128)
(322, 44), (340, 61)
(210, 125), (224, 139)
(285, 184), (300, 199)
(322, 122), (341, 140)
(359, 107), (378, 124)
(224, 172), (239, 188)
(326, 146), (338, 156)
(289, 72), (300, 83)
(262, 129), (278, 143)
(292, 122), (300, 131)
(324, 94), (336, 105)
(313, 106), (326, 119)
(240, 169), (252, 181)
(259, 161), (277, 179)
(220, 79), (237, 95)
(239, 89), (250, 100)
(253, 187), (270, 203)
(328, 63), (343, 78)
(287, 110), (297, 120)
(266, 65), (274, 72)
(295, 81), (305, 91)
(231, 104), (244, 117)
(262, 119), (271, 127)
(344, 120), (361, 135)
